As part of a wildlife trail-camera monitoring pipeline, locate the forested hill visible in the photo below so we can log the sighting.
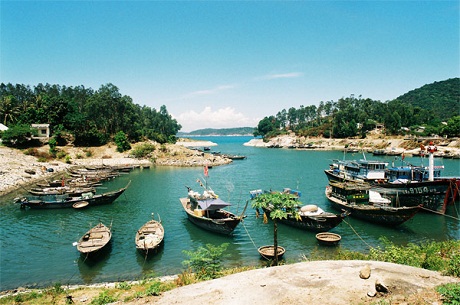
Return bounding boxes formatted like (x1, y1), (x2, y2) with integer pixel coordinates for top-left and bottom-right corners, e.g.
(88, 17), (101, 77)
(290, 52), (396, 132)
(178, 127), (255, 136)
(395, 78), (459, 119)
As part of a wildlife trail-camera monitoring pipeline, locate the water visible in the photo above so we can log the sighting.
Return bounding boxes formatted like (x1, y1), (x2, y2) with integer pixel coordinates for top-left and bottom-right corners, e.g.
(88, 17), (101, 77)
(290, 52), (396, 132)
(1, 136), (459, 290)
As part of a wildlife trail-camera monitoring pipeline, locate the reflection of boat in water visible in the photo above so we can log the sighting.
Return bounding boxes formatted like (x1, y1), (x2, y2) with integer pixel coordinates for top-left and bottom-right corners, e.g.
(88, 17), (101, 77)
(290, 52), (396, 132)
(325, 181), (421, 226)
(76, 248), (112, 284)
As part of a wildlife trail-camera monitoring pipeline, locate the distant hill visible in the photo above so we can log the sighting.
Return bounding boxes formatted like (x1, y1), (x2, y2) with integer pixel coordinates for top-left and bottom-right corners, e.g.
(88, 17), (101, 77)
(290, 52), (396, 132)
(395, 77), (460, 120)
(177, 127), (255, 136)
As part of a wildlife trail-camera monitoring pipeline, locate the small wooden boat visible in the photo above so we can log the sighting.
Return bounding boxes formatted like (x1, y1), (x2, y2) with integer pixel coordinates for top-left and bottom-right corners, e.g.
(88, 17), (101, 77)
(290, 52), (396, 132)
(258, 245), (286, 260)
(316, 232), (341, 246)
(180, 184), (248, 235)
(135, 215), (165, 255)
(72, 201), (89, 209)
(76, 222), (112, 255)
(16, 181), (130, 209)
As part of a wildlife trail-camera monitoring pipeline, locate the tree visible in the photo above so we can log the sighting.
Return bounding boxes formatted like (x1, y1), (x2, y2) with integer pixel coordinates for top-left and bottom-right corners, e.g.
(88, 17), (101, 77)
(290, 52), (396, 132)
(0, 95), (20, 125)
(114, 131), (131, 152)
(251, 192), (300, 266)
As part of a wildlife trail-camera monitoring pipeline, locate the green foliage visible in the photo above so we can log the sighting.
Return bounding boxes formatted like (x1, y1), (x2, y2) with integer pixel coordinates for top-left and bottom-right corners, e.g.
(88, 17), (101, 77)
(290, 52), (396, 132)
(0, 82), (181, 148)
(114, 131), (131, 152)
(255, 78), (459, 139)
(179, 127), (255, 136)
(436, 282), (460, 305)
(131, 143), (155, 158)
(90, 290), (117, 305)
(182, 243), (229, 280)
(251, 192), (300, 221)
(115, 281), (132, 290)
(48, 137), (57, 156)
(442, 116), (460, 137)
(1, 124), (37, 147)
(144, 281), (163, 296)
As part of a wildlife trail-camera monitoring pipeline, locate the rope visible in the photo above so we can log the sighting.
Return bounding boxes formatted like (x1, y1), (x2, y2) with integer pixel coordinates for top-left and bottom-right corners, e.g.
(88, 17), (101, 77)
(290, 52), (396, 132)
(420, 206), (459, 220)
(241, 220), (259, 250)
(342, 218), (374, 250)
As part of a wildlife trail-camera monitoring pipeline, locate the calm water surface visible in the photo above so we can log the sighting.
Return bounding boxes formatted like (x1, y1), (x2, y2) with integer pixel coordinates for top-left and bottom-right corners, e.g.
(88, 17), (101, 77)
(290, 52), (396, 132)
(1, 136), (459, 290)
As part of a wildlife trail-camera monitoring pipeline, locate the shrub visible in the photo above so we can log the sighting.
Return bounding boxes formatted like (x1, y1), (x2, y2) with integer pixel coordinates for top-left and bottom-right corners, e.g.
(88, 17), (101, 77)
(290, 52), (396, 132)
(114, 131), (131, 152)
(131, 143), (155, 159)
(182, 243), (229, 280)
(436, 282), (460, 304)
(90, 290), (116, 305)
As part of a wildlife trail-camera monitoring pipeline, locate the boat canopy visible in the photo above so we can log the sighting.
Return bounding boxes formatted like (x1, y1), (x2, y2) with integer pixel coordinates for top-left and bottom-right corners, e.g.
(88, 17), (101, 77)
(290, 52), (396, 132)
(197, 198), (231, 211)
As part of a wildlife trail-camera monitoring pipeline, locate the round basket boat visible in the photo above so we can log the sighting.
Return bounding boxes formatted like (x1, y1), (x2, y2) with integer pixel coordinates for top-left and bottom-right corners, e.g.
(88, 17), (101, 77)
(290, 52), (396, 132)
(315, 232), (341, 246)
(258, 245), (286, 260)
(72, 201), (89, 209)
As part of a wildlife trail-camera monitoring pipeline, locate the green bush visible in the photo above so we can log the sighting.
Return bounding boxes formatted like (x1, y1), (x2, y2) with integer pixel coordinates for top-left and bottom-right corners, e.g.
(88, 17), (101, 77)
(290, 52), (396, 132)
(114, 131), (131, 152)
(90, 290), (116, 305)
(182, 243), (229, 280)
(436, 282), (460, 304)
(131, 143), (155, 159)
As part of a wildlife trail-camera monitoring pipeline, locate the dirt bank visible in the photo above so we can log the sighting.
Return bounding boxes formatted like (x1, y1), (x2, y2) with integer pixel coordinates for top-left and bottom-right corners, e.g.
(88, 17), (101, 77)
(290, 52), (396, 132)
(136, 260), (458, 305)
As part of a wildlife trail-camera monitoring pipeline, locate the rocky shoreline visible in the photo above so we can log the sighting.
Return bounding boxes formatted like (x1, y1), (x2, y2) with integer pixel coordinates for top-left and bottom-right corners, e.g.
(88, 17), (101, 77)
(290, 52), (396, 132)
(0, 140), (231, 197)
(1, 135), (459, 197)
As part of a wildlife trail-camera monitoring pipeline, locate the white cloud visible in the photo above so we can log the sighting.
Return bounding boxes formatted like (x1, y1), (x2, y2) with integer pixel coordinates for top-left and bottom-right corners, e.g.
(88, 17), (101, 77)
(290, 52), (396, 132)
(258, 72), (304, 80)
(175, 106), (258, 132)
(185, 84), (236, 98)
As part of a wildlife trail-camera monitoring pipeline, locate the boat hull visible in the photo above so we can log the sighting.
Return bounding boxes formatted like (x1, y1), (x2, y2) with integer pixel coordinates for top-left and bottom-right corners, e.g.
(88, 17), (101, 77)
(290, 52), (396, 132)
(17, 182), (129, 209)
(325, 169), (450, 213)
(262, 207), (345, 232)
(135, 219), (165, 255)
(325, 187), (420, 226)
(180, 198), (242, 235)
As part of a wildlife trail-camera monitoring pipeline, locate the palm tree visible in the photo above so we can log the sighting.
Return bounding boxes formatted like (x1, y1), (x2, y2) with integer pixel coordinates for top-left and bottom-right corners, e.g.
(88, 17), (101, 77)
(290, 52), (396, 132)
(251, 191), (300, 266)
(0, 95), (21, 126)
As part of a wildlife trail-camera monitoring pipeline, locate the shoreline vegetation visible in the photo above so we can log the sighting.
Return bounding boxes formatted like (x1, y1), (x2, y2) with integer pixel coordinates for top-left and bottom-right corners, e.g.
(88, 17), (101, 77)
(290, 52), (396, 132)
(1, 135), (459, 304)
(2, 134), (459, 197)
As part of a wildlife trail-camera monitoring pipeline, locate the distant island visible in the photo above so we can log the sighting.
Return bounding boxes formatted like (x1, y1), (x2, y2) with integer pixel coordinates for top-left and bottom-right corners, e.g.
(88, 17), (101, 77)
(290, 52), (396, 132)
(177, 127), (255, 136)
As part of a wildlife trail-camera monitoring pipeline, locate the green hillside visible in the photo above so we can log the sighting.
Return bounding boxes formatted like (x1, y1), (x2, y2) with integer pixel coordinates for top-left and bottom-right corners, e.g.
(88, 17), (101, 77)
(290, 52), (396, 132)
(178, 127), (255, 136)
(395, 78), (460, 120)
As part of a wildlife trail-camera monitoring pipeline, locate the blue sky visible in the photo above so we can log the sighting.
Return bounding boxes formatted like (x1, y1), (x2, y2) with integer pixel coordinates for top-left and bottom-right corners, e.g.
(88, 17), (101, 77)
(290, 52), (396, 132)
(1, 1), (459, 132)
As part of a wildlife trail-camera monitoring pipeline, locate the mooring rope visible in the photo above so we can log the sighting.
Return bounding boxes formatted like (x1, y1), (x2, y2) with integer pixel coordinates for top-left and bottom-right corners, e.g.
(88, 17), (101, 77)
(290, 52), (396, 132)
(419, 206), (459, 220)
(342, 218), (374, 250)
(242, 220), (259, 250)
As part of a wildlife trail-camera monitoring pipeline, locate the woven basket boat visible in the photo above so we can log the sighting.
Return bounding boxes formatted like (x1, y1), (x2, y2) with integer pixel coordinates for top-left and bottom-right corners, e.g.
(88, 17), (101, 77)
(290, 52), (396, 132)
(315, 232), (341, 246)
(258, 245), (286, 260)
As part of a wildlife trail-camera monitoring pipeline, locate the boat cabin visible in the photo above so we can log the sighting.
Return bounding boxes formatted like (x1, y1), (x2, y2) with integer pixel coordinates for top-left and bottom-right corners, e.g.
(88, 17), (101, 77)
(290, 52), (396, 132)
(329, 182), (370, 204)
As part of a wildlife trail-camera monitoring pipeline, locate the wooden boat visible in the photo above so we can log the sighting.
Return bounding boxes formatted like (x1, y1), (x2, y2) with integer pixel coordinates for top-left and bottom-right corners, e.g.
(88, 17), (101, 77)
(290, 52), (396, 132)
(16, 181), (130, 209)
(258, 245), (286, 260)
(28, 186), (96, 197)
(180, 185), (248, 235)
(72, 201), (89, 209)
(76, 222), (112, 255)
(250, 188), (347, 232)
(325, 181), (421, 226)
(222, 154), (246, 160)
(316, 232), (341, 246)
(324, 154), (452, 214)
(135, 215), (165, 255)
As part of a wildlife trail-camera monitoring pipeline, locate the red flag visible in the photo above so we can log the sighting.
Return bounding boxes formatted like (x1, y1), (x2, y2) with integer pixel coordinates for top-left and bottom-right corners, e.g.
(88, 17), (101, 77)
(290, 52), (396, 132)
(204, 165), (208, 177)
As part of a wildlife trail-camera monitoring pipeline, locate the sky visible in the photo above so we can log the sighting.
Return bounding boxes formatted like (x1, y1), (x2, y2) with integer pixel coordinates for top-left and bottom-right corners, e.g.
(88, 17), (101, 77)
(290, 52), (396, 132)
(1, 1), (459, 132)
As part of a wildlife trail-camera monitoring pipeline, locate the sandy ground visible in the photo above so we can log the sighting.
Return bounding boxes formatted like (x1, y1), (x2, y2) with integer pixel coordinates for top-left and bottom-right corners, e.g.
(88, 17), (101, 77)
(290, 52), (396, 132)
(138, 260), (459, 305)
